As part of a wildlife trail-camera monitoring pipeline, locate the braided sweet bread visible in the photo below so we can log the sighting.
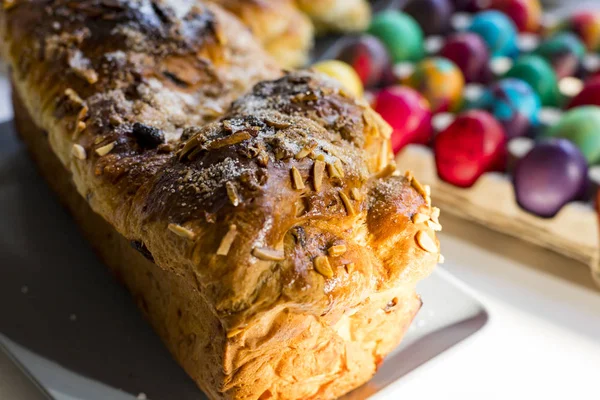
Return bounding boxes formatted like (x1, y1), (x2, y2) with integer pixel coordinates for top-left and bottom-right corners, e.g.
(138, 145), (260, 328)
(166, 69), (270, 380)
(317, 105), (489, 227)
(1, 1), (440, 399)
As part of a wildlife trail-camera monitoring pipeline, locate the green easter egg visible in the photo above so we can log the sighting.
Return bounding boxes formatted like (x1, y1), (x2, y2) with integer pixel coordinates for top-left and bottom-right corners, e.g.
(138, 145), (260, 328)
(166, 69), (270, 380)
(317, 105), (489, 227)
(536, 32), (586, 63)
(505, 55), (560, 107)
(367, 11), (424, 63)
(545, 106), (600, 164)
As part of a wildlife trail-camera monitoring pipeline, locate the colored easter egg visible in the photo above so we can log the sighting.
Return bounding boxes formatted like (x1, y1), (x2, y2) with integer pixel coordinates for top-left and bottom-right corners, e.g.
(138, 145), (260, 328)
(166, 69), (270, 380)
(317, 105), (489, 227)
(404, 57), (465, 113)
(312, 60), (364, 97)
(468, 78), (541, 138)
(505, 55), (559, 106)
(439, 33), (491, 83)
(434, 110), (507, 187)
(544, 106), (600, 164)
(404, 0), (454, 36)
(491, 0), (542, 33)
(368, 11), (425, 63)
(535, 32), (586, 79)
(568, 76), (600, 109)
(453, 0), (491, 12)
(467, 10), (519, 59)
(373, 86), (433, 153)
(333, 35), (392, 88)
(567, 11), (600, 52)
(514, 139), (588, 217)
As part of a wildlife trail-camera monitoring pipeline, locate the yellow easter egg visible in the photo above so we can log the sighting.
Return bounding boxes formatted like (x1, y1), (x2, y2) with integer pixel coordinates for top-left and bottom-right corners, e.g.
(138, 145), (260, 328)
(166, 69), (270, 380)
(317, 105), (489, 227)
(312, 60), (364, 98)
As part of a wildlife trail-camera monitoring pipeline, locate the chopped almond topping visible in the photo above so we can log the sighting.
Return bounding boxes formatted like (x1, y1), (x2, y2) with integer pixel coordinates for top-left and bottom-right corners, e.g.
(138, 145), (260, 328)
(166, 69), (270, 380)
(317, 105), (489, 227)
(412, 213), (429, 224)
(334, 159), (345, 178)
(168, 223), (196, 240)
(294, 198), (307, 217)
(350, 187), (361, 201)
(71, 144), (87, 160)
(226, 328), (245, 338)
(375, 163), (396, 179)
(179, 136), (200, 160)
(208, 131), (252, 150)
(265, 117), (291, 129)
(314, 256), (334, 278)
(291, 166), (305, 190)
(217, 225), (237, 256)
(379, 140), (390, 171)
(328, 245), (347, 257)
(418, 205), (430, 214)
(426, 220), (442, 231)
(295, 141), (318, 159)
(415, 230), (438, 253)
(327, 162), (341, 179)
(258, 152), (269, 167)
(313, 160), (326, 191)
(226, 182), (240, 206)
(339, 192), (356, 216)
(64, 88), (84, 106)
(411, 176), (428, 199)
(109, 114), (123, 126)
(252, 247), (285, 261)
(72, 121), (86, 139)
(431, 207), (441, 224)
(95, 142), (115, 157)
(345, 263), (355, 273)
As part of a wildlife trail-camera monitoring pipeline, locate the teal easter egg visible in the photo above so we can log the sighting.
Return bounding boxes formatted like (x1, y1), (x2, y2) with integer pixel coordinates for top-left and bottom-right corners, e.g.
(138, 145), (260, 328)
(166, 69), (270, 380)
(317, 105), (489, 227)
(467, 10), (519, 59)
(544, 106), (600, 164)
(368, 11), (425, 63)
(535, 32), (586, 79)
(505, 55), (560, 107)
(468, 78), (541, 138)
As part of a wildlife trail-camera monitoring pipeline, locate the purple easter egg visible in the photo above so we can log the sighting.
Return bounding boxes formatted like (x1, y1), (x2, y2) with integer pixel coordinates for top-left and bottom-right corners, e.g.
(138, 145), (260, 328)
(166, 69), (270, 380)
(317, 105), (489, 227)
(404, 0), (455, 35)
(440, 33), (491, 83)
(513, 138), (588, 218)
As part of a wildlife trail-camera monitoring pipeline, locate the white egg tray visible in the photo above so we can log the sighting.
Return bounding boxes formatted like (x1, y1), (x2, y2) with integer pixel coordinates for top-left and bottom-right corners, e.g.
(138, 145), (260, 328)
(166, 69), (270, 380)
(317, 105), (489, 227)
(396, 144), (600, 286)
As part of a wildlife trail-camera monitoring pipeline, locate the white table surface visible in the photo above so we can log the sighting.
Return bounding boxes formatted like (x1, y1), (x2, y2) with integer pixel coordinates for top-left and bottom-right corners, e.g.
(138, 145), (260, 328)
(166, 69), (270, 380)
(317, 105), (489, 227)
(2, 30), (600, 397)
(377, 220), (600, 400)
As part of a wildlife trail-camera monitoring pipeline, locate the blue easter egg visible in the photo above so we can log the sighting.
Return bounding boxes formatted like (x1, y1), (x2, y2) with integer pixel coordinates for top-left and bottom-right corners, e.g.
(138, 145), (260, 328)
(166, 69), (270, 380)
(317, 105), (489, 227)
(467, 10), (519, 59)
(468, 78), (541, 138)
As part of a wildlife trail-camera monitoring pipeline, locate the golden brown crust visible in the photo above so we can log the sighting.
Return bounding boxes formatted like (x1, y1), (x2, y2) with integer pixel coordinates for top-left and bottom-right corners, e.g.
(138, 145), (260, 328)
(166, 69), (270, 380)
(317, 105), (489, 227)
(3, 1), (439, 399)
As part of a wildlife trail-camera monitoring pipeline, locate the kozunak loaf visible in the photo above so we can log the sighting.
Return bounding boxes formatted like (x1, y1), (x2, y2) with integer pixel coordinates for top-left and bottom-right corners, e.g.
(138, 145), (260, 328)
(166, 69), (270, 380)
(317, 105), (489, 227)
(1, 1), (441, 399)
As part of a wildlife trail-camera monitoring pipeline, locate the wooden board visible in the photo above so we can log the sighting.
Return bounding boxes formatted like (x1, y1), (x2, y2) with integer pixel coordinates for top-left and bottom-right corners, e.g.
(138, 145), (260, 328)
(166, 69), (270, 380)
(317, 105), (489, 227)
(396, 145), (600, 286)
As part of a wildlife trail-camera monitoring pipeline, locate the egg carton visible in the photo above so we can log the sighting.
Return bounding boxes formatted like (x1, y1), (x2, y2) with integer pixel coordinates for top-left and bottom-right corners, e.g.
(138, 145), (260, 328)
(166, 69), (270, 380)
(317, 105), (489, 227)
(396, 144), (600, 285)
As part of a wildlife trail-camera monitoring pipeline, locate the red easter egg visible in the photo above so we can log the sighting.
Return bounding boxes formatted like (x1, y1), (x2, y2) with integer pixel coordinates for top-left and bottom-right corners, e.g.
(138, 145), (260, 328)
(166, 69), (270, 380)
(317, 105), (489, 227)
(568, 76), (600, 109)
(333, 35), (392, 88)
(569, 11), (600, 51)
(434, 110), (507, 187)
(439, 33), (491, 83)
(491, 0), (542, 33)
(373, 86), (433, 153)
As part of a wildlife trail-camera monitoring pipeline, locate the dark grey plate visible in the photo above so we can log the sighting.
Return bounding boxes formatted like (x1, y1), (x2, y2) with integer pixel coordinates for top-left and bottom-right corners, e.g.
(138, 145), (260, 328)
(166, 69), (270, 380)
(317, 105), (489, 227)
(0, 119), (487, 399)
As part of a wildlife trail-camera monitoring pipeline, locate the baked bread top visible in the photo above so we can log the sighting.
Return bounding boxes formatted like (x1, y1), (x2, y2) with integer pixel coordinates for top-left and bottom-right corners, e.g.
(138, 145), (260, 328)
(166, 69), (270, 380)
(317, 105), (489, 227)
(1, 0), (439, 333)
